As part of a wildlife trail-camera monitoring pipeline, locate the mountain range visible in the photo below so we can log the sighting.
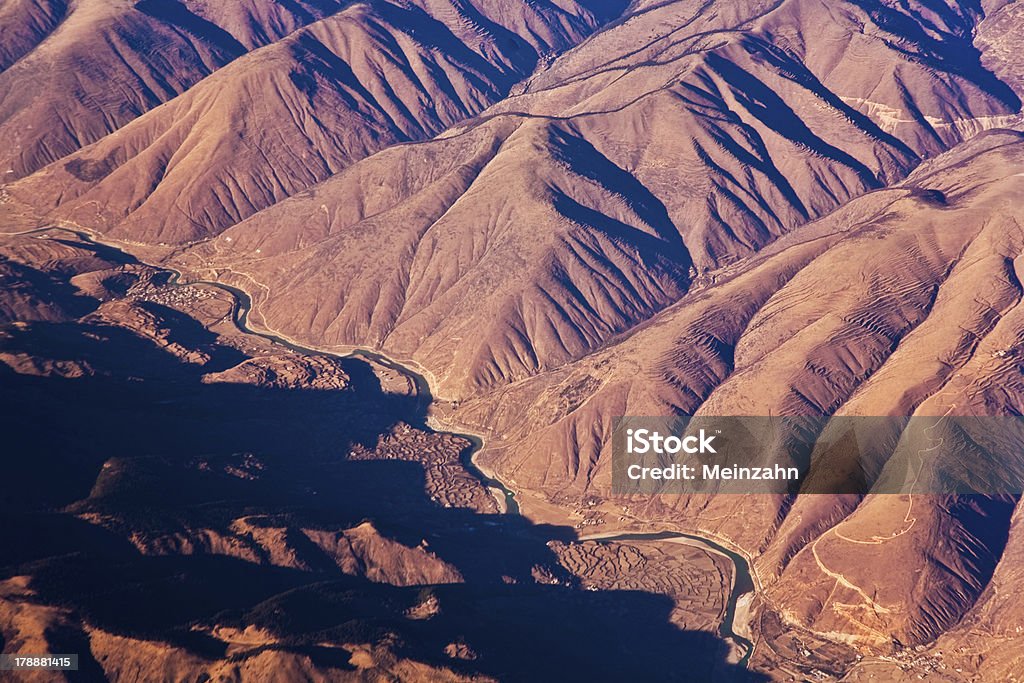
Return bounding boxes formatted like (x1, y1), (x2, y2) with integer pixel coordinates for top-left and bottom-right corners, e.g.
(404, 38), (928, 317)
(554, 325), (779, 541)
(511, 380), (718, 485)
(3, 0), (1024, 680)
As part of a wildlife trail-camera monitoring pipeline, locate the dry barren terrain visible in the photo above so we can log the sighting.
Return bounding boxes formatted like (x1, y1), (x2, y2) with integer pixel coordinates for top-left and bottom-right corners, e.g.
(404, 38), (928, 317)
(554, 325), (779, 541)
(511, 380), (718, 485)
(3, 0), (1024, 680)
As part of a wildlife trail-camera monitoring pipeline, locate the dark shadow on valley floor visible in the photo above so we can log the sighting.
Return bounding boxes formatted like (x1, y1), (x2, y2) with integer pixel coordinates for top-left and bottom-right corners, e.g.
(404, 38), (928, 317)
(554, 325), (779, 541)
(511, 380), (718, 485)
(0, 316), (765, 682)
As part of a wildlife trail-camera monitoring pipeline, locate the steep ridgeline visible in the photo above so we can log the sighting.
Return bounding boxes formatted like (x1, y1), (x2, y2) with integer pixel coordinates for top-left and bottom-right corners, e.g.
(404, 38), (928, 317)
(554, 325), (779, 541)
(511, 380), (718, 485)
(177, 116), (694, 391)
(5, 0), (627, 242)
(452, 130), (1024, 659)
(0, 0), (369, 180)
(164, 0), (1020, 400)
(491, 0), (1022, 269)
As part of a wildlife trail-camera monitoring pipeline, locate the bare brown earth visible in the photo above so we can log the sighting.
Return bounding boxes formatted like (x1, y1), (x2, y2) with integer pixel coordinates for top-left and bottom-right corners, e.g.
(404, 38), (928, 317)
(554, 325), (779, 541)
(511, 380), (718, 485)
(3, 0), (625, 242)
(4, 0), (1024, 680)
(143, 0), (1023, 401)
(0, 0), (360, 179)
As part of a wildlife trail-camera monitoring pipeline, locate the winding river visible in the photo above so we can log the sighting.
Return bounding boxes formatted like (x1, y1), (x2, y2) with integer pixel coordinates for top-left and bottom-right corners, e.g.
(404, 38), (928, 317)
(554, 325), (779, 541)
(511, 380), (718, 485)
(582, 530), (756, 666)
(163, 270), (523, 516)
(19, 225), (754, 667)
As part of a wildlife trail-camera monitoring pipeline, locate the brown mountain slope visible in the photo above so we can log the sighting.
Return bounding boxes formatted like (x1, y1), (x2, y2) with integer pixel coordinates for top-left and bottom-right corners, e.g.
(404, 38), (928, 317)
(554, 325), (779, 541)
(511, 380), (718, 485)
(486, 0), (1022, 268)
(4, 0), (625, 243)
(451, 128), (1024, 502)
(0, 0), (375, 181)
(838, 501), (1024, 681)
(172, 115), (693, 389)
(977, 0), (1024, 96)
(441, 130), (1024, 663)
(143, 0), (1024, 402)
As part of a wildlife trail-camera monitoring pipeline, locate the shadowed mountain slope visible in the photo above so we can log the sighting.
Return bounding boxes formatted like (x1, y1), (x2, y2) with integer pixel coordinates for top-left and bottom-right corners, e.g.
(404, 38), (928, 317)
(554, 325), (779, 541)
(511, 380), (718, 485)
(0, 0), (69, 72)
(0, 230), (759, 683)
